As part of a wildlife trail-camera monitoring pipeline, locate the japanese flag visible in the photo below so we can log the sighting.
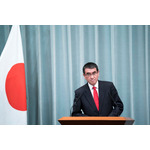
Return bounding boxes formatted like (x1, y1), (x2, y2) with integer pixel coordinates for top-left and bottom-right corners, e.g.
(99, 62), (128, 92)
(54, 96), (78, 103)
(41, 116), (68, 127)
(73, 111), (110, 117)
(0, 25), (27, 125)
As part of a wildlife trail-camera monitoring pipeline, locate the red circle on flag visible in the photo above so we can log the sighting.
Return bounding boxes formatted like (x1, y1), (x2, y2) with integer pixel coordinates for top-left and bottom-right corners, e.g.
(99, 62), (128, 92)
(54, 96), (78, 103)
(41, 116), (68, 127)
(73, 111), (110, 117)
(5, 63), (27, 111)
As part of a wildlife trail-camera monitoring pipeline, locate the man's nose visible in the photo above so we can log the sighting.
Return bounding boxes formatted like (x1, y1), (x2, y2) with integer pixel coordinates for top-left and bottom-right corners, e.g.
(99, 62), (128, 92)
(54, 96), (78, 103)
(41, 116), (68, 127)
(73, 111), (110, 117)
(90, 74), (94, 78)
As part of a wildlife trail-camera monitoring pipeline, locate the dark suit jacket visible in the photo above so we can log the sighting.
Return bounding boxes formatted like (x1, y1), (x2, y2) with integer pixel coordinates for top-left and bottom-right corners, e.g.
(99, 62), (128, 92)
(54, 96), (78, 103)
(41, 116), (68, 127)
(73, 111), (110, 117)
(72, 80), (123, 116)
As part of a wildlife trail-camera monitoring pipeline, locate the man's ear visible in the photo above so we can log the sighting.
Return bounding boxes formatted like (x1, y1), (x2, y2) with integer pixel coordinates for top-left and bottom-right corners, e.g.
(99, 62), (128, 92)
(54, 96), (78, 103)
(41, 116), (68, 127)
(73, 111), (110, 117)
(83, 73), (86, 79)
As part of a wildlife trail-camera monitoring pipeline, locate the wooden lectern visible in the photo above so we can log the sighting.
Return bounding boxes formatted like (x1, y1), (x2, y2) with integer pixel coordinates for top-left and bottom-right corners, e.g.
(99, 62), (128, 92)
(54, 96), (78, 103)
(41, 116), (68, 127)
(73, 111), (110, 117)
(58, 117), (134, 125)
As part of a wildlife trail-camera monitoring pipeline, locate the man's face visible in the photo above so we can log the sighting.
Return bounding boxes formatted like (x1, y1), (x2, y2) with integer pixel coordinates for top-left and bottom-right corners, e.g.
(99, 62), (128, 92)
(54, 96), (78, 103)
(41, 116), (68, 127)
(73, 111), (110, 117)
(83, 68), (99, 86)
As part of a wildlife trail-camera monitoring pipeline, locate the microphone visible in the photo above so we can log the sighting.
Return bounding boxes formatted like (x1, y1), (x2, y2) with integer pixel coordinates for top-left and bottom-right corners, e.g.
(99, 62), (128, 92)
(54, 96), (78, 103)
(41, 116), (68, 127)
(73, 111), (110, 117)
(108, 92), (117, 106)
(74, 92), (84, 105)
(70, 92), (84, 116)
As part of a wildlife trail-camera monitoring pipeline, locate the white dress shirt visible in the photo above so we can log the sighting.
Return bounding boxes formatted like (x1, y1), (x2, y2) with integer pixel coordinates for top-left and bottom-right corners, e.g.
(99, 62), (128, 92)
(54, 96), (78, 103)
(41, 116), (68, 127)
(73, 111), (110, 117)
(88, 81), (99, 98)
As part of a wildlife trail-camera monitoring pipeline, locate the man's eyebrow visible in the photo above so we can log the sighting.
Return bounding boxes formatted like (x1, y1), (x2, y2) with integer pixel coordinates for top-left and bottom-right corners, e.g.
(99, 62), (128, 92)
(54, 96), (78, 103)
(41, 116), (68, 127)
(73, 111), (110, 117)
(86, 71), (97, 74)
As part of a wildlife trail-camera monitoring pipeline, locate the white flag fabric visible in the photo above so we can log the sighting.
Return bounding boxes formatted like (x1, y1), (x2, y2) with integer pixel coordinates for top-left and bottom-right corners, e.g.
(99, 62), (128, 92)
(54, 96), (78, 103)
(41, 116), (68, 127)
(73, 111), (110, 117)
(0, 25), (27, 125)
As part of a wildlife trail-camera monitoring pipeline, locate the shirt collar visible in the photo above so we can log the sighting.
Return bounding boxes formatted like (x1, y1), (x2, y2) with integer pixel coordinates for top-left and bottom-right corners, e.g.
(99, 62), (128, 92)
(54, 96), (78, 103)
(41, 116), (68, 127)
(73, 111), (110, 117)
(88, 81), (99, 90)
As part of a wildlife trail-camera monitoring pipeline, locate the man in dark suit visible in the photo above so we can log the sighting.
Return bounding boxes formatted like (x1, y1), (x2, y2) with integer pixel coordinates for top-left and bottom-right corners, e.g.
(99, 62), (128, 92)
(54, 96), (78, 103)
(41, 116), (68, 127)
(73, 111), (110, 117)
(71, 62), (123, 116)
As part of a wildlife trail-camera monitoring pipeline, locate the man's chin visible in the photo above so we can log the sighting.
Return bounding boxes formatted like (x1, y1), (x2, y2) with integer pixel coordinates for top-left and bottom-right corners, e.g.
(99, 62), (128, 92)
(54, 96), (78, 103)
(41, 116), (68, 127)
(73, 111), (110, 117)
(89, 81), (96, 86)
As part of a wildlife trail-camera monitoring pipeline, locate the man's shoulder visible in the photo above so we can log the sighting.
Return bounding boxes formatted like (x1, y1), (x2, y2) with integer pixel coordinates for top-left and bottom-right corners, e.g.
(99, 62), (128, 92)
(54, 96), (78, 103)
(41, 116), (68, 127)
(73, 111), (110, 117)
(75, 83), (87, 94)
(99, 80), (114, 87)
(98, 80), (112, 84)
(75, 80), (114, 93)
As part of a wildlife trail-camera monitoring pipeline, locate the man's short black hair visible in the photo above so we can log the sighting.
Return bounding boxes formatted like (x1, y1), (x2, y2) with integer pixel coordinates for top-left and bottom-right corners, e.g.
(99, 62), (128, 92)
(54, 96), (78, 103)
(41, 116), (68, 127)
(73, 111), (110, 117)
(83, 62), (99, 74)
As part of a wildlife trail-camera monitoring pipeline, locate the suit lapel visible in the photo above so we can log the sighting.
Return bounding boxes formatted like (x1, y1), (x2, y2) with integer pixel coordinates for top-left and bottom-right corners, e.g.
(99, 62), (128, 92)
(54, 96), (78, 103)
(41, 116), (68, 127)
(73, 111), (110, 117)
(98, 81), (105, 113)
(84, 83), (98, 112)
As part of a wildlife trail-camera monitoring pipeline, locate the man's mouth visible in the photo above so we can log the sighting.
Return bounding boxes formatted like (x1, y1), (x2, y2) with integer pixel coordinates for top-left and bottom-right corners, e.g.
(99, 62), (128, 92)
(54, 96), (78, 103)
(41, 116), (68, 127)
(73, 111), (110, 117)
(90, 79), (95, 82)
